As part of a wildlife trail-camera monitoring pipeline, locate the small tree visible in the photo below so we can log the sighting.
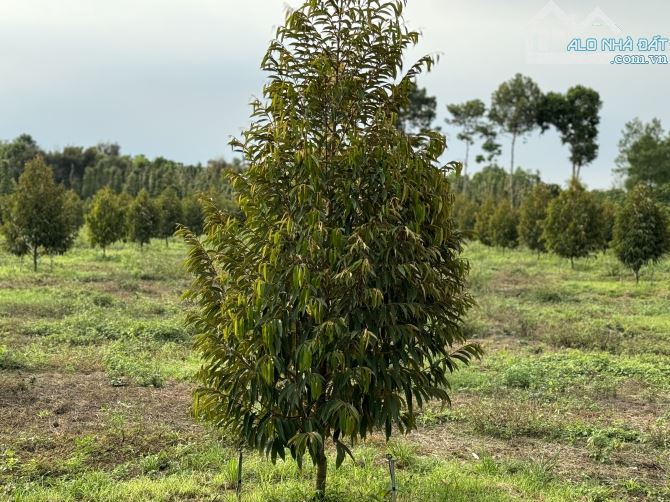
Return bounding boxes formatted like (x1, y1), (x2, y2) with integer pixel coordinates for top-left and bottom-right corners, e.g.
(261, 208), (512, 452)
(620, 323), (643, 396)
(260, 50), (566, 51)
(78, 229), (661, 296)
(599, 198), (617, 253)
(0, 157), (75, 271)
(180, 0), (481, 496)
(63, 190), (84, 236)
(612, 184), (669, 283)
(474, 197), (496, 246)
(452, 193), (478, 239)
(543, 179), (603, 268)
(156, 187), (183, 247)
(127, 189), (158, 247)
(518, 183), (553, 255)
(490, 199), (519, 251)
(86, 187), (126, 256)
(181, 194), (205, 236)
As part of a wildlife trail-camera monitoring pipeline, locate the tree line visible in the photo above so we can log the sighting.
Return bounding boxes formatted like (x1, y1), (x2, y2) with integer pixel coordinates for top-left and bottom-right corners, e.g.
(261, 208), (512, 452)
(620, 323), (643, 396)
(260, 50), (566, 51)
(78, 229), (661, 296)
(455, 172), (669, 282)
(0, 134), (240, 199)
(0, 156), (232, 270)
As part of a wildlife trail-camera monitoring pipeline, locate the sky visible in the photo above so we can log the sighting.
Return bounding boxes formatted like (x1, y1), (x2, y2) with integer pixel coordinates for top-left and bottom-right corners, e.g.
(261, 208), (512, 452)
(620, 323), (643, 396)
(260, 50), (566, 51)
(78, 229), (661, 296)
(1, 0), (668, 189)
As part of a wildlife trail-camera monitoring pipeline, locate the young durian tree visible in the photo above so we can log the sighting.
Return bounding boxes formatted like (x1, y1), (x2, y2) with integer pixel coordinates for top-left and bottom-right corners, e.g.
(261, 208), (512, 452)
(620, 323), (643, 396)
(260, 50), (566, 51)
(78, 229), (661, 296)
(613, 184), (669, 283)
(180, 0), (480, 496)
(543, 179), (603, 268)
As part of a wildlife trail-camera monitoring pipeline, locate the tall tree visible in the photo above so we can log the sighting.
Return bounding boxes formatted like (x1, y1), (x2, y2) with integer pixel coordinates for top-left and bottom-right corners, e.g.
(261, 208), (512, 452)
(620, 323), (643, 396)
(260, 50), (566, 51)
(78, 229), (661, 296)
(446, 99), (486, 175)
(543, 179), (604, 268)
(397, 81), (437, 133)
(615, 118), (670, 195)
(156, 187), (183, 247)
(180, 0), (480, 496)
(86, 187), (126, 256)
(474, 123), (502, 167)
(538, 86), (602, 179)
(0, 157), (75, 271)
(612, 184), (669, 283)
(46, 145), (99, 193)
(126, 189), (158, 248)
(489, 74), (542, 203)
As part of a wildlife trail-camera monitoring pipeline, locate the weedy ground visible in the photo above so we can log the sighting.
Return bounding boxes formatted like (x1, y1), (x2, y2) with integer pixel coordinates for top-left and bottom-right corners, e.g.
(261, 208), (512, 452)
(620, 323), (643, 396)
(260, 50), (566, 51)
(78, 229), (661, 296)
(0, 237), (668, 501)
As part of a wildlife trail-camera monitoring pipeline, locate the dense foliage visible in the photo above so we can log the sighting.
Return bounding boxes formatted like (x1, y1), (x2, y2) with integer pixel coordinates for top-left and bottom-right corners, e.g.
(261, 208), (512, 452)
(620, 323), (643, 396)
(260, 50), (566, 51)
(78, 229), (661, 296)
(156, 188), (183, 247)
(613, 184), (670, 282)
(490, 199), (519, 250)
(615, 118), (670, 201)
(543, 180), (605, 267)
(180, 0), (480, 495)
(86, 188), (127, 256)
(474, 197), (496, 246)
(0, 134), (240, 201)
(127, 189), (159, 248)
(518, 183), (553, 255)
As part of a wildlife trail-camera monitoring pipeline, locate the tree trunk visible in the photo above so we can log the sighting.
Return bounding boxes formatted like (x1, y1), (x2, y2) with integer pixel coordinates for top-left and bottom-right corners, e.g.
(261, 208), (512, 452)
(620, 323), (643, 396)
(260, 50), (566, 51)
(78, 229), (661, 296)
(315, 445), (327, 498)
(103, 246), (106, 258)
(464, 142), (470, 177)
(570, 257), (574, 269)
(635, 269), (640, 284)
(165, 237), (169, 248)
(571, 162), (576, 180)
(32, 247), (38, 272)
(510, 134), (517, 205)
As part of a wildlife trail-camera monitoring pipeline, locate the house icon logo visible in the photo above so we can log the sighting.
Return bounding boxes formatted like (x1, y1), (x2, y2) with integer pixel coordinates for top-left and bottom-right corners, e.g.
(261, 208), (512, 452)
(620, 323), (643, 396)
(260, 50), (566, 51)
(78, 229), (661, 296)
(526, 1), (622, 64)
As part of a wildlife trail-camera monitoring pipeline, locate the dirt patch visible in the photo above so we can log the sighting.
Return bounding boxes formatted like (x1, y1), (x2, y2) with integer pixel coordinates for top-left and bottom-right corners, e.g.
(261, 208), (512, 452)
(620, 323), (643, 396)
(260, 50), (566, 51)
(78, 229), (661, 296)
(0, 371), (197, 442)
(406, 419), (669, 489)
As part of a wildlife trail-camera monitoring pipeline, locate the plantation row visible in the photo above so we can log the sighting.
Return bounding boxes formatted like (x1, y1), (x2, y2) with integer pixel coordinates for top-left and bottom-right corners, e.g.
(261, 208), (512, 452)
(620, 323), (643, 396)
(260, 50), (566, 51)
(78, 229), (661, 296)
(1, 153), (668, 283)
(453, 178), (669, 281)
(0, 134), (241, 199)
(0, 157), (217, 270)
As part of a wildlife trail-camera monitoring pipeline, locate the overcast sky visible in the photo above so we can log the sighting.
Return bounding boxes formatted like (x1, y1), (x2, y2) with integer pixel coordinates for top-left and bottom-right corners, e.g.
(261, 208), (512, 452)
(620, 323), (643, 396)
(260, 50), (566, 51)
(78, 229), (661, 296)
(1, 0), (668, 189)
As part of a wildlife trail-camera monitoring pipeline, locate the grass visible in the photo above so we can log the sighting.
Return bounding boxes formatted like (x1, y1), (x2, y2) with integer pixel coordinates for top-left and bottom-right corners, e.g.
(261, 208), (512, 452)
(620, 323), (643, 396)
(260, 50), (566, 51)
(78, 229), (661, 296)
(1, 237), (669, 500)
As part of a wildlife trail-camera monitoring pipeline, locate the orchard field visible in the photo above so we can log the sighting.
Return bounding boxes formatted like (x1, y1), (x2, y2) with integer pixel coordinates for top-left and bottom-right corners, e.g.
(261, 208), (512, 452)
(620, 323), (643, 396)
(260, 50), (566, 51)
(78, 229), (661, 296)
(1, 237), (668, 501)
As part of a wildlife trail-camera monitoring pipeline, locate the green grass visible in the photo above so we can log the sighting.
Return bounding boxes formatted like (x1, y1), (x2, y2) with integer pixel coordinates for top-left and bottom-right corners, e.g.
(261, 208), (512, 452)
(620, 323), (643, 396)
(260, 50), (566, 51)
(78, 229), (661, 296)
(1, 237), (669, 500)
(4, 440), (614, 502)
